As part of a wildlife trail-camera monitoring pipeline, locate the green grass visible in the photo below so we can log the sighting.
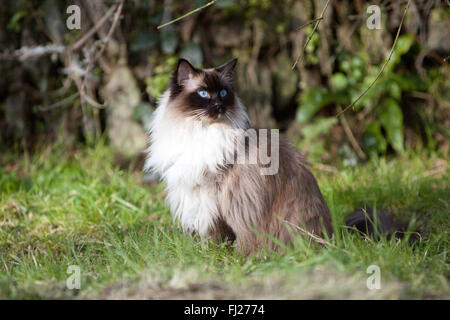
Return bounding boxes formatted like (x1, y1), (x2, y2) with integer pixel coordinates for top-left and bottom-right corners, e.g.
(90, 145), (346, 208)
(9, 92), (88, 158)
(0, 143), (448, 299)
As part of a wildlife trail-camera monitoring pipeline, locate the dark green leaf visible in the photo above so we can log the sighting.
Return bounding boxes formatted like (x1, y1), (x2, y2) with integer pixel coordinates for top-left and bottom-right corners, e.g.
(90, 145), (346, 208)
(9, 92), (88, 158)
(296, 87), (333, 124)
(363, 121), (387, 154)
(379, 98), (404, 153)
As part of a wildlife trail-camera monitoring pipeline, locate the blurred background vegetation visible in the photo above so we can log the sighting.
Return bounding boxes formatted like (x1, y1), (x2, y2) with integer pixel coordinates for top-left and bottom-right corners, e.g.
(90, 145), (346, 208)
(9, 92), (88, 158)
(0, 0), (448, 166)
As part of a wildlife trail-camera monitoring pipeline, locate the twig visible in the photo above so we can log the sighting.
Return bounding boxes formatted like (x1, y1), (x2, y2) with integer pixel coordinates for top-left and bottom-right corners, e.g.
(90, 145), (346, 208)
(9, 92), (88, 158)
(295, 17), (324, 30)
(292, 0), (331, 70)
(312, 163), (339, 174)
(81, 92), (107, 109)
(0, 44), (65, 61)
(38, 92), (80, 111)
(95, 0), (124, 58)
(79, 0), (124, 109)
(157, 0), (217, 30)
(337, 106), (367, 160)
(65, 1), (123, 112)
(283, 219), (349, 254)
(410, 90), (434, 102)
(336, 0), (411, 117)
(0, 1), (123, 130)
(69, 3), (118, 51)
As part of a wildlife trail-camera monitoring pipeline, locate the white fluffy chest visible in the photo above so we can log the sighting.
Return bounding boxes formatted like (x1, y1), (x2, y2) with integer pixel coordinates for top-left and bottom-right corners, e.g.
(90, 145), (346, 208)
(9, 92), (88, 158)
(145, 92), (238, 236)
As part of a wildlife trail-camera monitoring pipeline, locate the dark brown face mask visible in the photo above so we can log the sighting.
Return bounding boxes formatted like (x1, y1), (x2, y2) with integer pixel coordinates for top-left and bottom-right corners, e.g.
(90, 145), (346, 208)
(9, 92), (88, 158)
(169, 58), (238, 119)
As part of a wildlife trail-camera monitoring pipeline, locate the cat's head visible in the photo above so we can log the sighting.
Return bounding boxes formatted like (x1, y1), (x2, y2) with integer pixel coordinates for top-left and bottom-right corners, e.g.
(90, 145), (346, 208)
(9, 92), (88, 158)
(168, 58), (240, 123)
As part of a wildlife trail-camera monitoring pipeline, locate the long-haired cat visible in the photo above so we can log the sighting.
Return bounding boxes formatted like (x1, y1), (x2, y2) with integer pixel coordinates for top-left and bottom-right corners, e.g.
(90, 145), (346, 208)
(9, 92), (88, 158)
(145, 58), (333, 255)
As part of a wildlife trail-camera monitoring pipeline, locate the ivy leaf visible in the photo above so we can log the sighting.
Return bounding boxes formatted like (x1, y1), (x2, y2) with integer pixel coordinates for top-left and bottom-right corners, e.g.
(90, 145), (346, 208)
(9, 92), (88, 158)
(386, 35), (414, 72)
(296, 87), (333, 124)
(331, 73), (348, 91)
(391, 73), (429, 91)
(301, 116), (337, 141)
(379, 98), (404, 153)
(298, 117), (337, 162)
(7, 11), (27, 32)
(396, 34), (415, 55)
(387, 80), (401, 101)
(363, 122), (387, 154)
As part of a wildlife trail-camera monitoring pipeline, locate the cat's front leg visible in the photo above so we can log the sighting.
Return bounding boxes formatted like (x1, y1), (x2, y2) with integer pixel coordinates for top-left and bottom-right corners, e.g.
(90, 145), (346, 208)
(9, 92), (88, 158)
(206, 216), (236, 243)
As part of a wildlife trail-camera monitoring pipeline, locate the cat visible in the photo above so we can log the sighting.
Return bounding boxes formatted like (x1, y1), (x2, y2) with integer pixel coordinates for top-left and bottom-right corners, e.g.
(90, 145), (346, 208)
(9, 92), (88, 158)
(145, 58), (333, 255)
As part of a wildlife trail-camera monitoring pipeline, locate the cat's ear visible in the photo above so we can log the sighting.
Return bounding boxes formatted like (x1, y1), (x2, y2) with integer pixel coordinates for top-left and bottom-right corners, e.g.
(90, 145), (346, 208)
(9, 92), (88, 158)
(175, 58), (197, 85)
(215, 58), (237, 77)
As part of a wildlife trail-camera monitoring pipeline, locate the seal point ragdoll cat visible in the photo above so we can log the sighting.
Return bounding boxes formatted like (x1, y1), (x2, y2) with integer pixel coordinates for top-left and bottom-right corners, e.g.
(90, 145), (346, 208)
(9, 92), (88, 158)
(145, 58), (333, 255)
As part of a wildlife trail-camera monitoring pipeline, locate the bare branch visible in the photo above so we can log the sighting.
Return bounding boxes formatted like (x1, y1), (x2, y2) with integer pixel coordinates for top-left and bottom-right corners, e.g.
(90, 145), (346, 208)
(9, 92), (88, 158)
(283, 219), (349, 254)
(79, 1), (124, 109)
(69, 3), (118, 52)
(337, 106), (367, 160)
(336, 0), (412, 117)
(157, 0), (217, 30)
(0, 44), (65, 61)
(38, 93), (80, 112)
(292, 0), (331, 70)
(93, 0), (124, 61)
(81, 92), (107, 109)
(312, 163), (339, 174)
(295, 17), (324, 31)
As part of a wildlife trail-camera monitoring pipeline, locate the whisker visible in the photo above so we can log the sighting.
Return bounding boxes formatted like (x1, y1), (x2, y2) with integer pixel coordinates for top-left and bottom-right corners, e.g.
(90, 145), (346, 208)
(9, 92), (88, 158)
(225, 112), (239, 129)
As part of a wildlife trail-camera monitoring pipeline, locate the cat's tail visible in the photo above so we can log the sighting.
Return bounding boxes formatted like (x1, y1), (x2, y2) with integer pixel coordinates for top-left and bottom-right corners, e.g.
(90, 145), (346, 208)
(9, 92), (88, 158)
(345, 205), (420, 244)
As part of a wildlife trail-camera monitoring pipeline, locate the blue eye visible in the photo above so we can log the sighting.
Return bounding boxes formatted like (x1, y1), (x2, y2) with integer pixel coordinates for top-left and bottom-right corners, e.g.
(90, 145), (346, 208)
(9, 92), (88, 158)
(198, 90), (208, 98)
(220, 89), (227, 98)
